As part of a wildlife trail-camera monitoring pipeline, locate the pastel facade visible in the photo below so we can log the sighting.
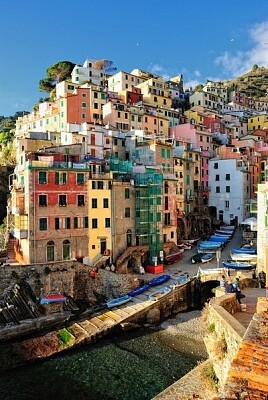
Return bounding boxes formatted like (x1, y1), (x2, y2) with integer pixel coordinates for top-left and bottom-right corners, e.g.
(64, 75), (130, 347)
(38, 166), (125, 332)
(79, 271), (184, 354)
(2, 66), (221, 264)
(208, 158), (250, 225)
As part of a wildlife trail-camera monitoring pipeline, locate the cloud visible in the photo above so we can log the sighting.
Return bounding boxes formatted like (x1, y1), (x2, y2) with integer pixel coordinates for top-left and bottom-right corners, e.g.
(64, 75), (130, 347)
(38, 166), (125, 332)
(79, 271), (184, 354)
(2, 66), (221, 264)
(148, 63), (170, 80)
(215, 20), (268, 77)
(184, 79), (201, 90)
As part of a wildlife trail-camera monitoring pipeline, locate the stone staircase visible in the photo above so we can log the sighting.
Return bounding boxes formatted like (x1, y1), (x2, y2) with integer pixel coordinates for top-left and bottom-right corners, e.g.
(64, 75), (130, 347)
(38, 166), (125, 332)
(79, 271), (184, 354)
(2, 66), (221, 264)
(6, 237), (16, 263)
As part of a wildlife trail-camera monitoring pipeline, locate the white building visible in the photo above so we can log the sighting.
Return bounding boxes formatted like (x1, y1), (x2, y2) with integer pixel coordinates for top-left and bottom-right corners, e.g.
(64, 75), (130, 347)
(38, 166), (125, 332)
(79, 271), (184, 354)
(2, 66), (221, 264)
(208, 158), (251, 225)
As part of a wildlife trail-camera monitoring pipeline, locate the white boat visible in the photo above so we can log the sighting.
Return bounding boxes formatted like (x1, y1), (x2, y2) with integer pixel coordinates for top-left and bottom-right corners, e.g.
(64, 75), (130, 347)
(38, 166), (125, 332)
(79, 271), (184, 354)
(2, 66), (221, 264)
(148, 286), (171, 301)
(230, 252), (257, 262)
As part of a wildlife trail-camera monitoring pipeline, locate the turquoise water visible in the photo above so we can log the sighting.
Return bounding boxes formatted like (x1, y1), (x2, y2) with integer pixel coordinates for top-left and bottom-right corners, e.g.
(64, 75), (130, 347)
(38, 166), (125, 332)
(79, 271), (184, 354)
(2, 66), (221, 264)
(0, 327), (204, 400)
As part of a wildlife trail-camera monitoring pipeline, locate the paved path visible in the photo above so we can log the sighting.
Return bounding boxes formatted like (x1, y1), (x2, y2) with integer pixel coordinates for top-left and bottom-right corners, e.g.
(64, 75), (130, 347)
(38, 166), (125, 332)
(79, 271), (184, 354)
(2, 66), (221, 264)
(141, 228), (246, 283)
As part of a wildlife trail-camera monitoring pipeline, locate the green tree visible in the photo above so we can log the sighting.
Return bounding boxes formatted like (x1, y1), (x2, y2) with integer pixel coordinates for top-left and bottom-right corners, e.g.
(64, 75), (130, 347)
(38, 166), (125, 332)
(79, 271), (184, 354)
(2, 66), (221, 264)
(39, 61), (75, 94)
(252, 64), (259, 72)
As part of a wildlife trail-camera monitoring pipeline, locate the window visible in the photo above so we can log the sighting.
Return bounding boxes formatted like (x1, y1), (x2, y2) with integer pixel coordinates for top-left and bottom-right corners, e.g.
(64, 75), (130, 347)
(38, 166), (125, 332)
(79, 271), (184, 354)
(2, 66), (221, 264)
(226, 186), (230, 193)
(97, 181), (103, 189)
(92, 198), (97, 208)
(63, 240), (71, 260)
(125, 207), (130, 218)
(81, 102), (87, 108)
(166, 149), (171, 158)
(226, 174), (230, 180)
(39, 218), (47, 231)
(215, 174), (220, 181)
(103, 198), (109, 208)
(59, 194), (67, 207)
(55, 172), (67, 185)
(39, 171), (47, 184)
(77, 173), (84, 185)
(78, 194), (85, 206)
(92, 218), (98, 229)
(225, 201), (229, 209)
(55, 218), (59, 230)
(47, 241), (55, 261)
(65, 217), (70, 229)
(216, 186), (220, 193)
(74, 216), (88, 229)
(125, 188), (130, 199)
(214, 163), (218, 169)
(105, 218), (111, 228)
(161, 149), (165, 157)
(39, 194), (47, 207)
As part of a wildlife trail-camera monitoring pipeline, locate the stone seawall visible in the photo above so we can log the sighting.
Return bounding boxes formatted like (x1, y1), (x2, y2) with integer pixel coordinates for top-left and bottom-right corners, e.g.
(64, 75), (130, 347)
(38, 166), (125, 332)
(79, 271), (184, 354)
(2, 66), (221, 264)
(0, 280), (197, 371)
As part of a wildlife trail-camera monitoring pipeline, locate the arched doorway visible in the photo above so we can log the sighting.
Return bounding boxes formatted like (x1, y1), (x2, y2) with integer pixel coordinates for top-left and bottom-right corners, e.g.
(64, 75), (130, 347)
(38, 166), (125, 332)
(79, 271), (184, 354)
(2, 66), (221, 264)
(63, 240), (71, 260)
(47, 241), (55, 261)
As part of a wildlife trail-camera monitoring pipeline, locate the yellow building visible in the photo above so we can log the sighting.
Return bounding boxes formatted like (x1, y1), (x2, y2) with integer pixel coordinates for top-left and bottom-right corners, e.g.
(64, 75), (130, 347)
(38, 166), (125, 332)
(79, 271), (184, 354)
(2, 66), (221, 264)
(87, 175), (112, 265)
(247, 114), (268, 131)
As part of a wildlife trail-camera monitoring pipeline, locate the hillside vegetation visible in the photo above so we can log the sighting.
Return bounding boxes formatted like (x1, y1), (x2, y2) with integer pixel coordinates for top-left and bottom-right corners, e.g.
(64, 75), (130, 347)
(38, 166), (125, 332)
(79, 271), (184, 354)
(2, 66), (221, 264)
(224, 65), (268, 99)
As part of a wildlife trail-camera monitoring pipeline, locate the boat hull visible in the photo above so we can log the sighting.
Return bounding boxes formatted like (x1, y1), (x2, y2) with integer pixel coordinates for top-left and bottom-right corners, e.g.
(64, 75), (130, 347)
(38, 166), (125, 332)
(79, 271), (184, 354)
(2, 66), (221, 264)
(128, 284), (150, 297)
(148, 286), (171, 301)
(232, 248), (256, 254)
(106, 295), (132, 309)
(222, 261), (255, 270)
(149, 274), (171, 286)
(230, 252), (257, 262)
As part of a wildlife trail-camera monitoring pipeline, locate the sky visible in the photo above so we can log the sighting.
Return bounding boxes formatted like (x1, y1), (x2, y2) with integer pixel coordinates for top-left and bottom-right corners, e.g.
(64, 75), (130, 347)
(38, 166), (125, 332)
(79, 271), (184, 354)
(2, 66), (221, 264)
(1, 0), (268, 117)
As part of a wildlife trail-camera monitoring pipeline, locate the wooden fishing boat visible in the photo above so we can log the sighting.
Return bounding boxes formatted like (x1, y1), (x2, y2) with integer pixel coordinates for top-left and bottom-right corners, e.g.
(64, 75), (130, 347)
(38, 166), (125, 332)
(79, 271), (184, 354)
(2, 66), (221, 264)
(214, 230), (233, 236)
(219, 225), (235, 231)
(222, 260), (256, 270)
(165, 250), (184, 265)
(191, 253), (214, 264)
(169, 274), (190, 287)
(197, 246), (218, 253)
(128, 284), (150, 297)
(149, 274), (171, 286)
(231, 247), (256, 254)
(39, 294), (67, 305)
(230, 252), (257, 262)
(106, 294), (132, 309)
(148, 286), (171, 301)
(199, 241), (222, 248)
(208, 236), (229, 242)
(182, 237), (201, 244)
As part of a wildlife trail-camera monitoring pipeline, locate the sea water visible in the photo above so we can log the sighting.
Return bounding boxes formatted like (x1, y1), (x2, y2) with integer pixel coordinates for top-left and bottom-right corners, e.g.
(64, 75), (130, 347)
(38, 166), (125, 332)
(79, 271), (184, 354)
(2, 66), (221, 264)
(0, 327), (204, 400)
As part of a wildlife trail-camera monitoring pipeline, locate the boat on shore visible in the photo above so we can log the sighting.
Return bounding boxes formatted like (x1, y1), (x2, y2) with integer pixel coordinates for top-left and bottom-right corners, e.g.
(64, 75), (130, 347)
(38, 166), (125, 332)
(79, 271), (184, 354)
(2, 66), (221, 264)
(169, 273), (190, 287)
(165, 250), (184, 265)
(208, 236), (229, 242)
(149, 274), (171, 286)
(128, 284), (150, 297)
(230, 252), (257, 262)
(148, 286), (171, 301)
(222, 260), (256, 270)
(199, 241), (222, 249)
(232, 247), (256, 254)
(106, 294), (132, 309)
(39, 294), (67, 305)
(191, 253), (214, 264)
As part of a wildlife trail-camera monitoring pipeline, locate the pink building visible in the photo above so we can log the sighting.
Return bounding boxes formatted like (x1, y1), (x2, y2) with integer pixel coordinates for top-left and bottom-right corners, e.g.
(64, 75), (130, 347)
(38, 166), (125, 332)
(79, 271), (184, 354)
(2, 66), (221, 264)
(169, 123), (212, 196)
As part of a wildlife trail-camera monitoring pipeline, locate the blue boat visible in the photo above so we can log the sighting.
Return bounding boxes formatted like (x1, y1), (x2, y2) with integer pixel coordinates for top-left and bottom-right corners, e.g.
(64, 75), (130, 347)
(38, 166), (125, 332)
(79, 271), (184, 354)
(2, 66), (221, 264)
(222, 260), (255, 271)
(214, 230), (233, 236)
(148, 286), (171, 301)
(199, 241), (222, 248)
(232, 247), (256, 254)
(209, 236), (229, 242)
(106, 294), (132, 309)
(149, 274), (171, 286)
(128, 284), (150, 297)
(169, 274), (190, 286)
